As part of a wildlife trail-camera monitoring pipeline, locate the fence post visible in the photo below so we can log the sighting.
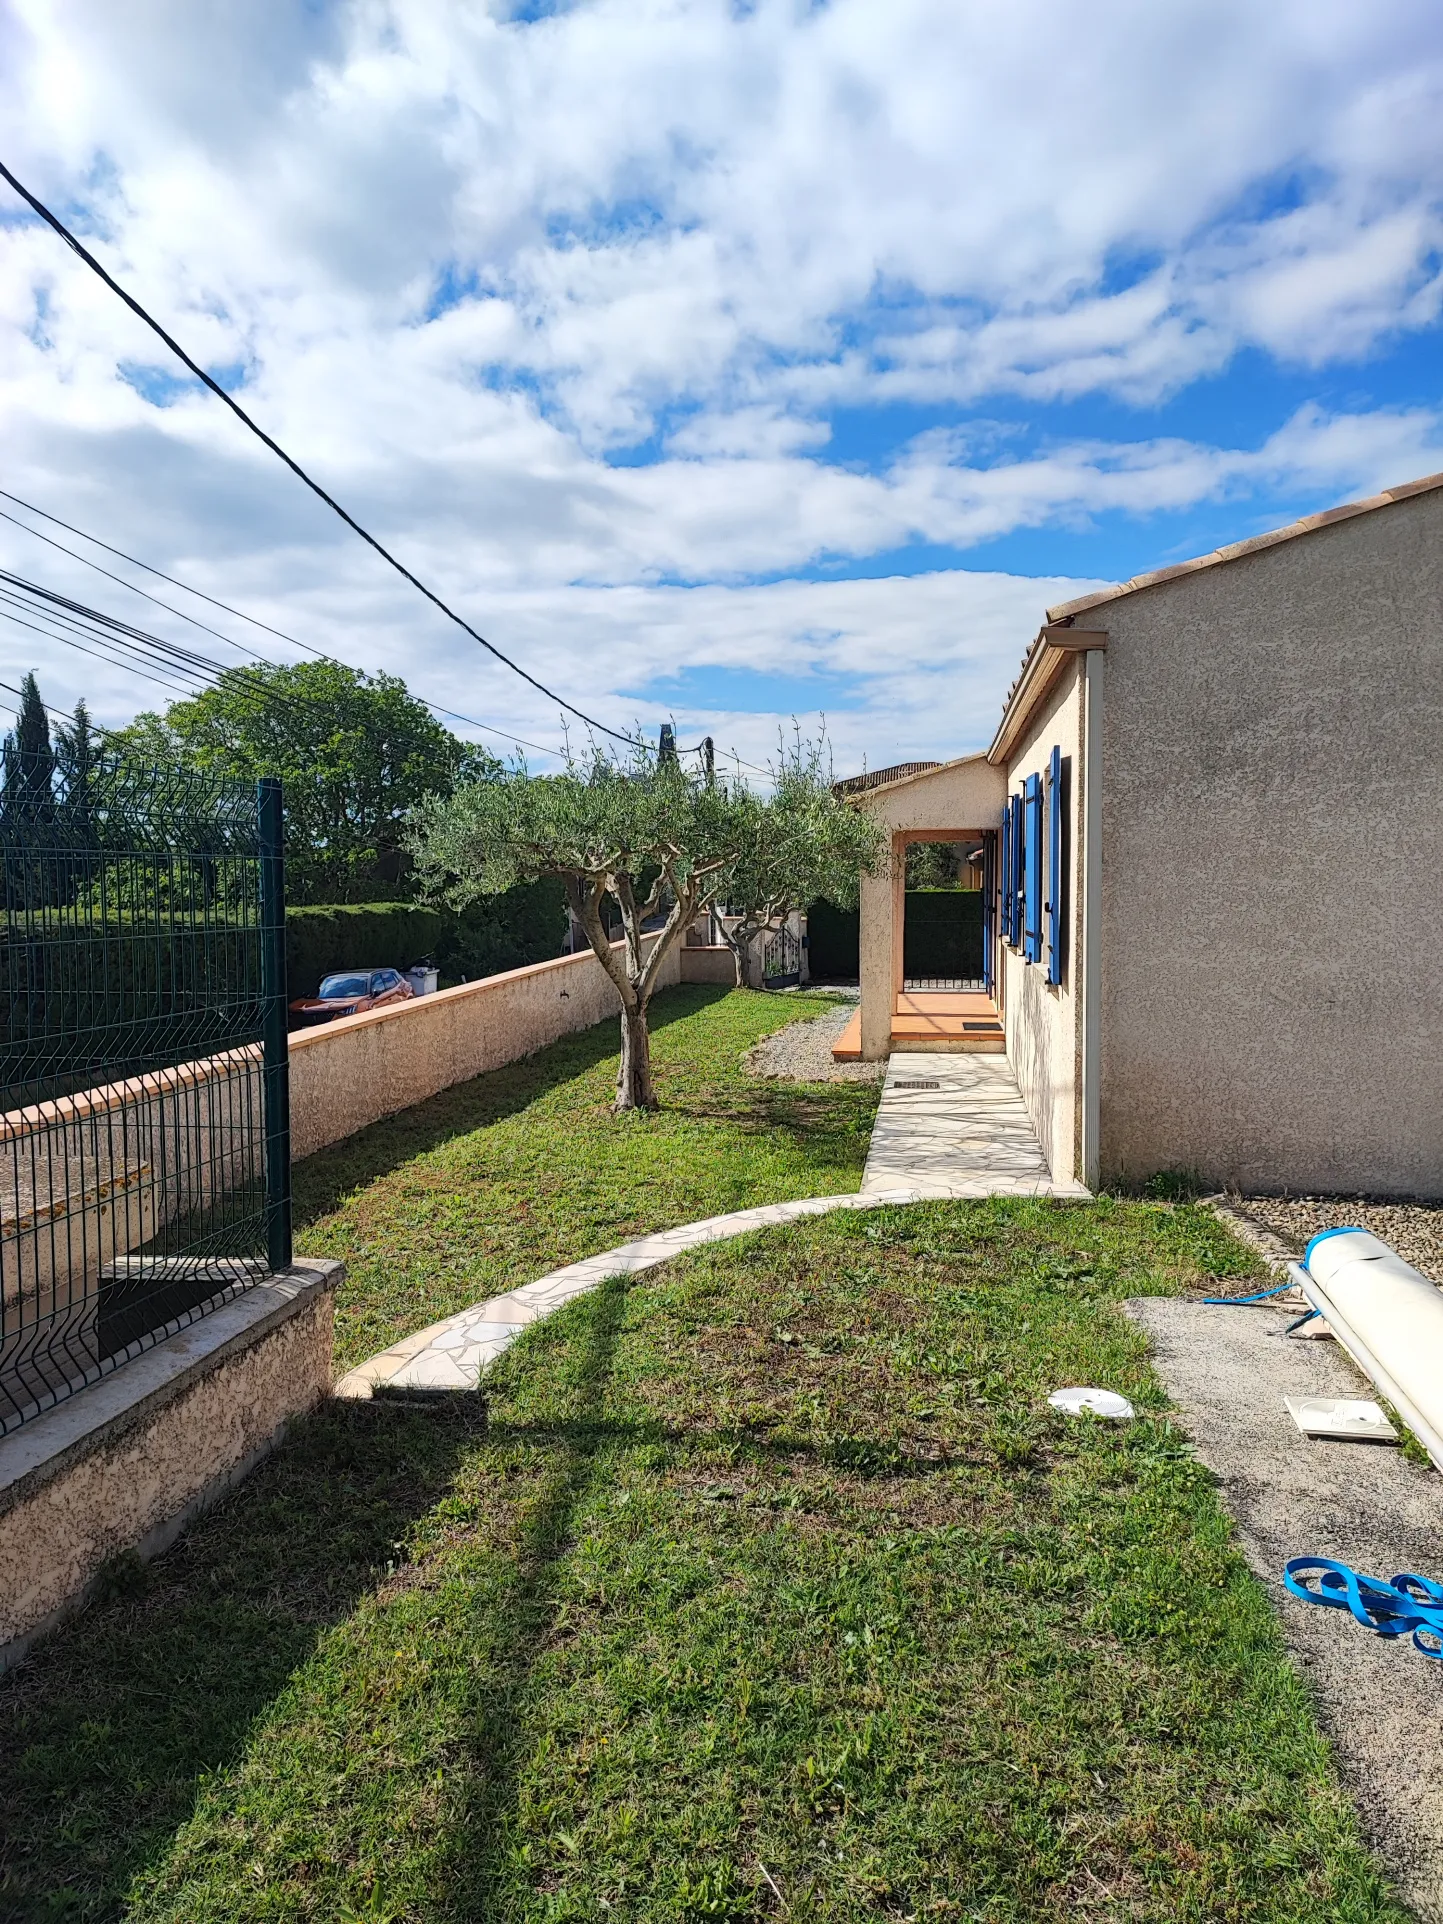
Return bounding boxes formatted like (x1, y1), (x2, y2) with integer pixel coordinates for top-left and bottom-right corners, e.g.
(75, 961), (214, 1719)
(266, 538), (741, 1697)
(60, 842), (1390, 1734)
(258, 777), (292, 1273)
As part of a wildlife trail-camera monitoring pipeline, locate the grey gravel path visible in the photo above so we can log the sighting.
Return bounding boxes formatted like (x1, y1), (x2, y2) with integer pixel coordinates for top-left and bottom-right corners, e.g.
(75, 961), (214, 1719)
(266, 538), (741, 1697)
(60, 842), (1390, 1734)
(1130, 1295), (1443, 1920)
(1234, 1196), (1443, 1287)
(745, 1003), (885, 1083)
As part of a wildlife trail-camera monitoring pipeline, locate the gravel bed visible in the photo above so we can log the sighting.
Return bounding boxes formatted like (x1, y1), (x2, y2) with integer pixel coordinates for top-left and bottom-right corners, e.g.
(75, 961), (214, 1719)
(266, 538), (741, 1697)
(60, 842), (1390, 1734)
(746, 1002), (885, 1084)
(1233, 1195), (1443, 1286)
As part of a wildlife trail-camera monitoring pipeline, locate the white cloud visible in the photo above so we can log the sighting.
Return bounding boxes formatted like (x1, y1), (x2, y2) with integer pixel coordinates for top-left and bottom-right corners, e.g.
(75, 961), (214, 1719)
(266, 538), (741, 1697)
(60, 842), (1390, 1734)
(1, 0), (1442, 763)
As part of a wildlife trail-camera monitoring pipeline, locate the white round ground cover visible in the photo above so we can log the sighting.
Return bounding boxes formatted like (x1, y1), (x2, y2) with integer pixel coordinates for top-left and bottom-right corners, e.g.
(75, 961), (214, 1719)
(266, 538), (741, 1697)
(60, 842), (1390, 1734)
(1048, 1386), (1136, 1421)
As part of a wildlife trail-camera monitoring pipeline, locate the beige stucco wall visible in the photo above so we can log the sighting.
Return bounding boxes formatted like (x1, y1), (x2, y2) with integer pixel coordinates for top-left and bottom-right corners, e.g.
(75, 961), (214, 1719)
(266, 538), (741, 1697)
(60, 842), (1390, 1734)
(0, 1260), (338, 1665)
(1000, 659), (1085, 1183)
(289, 935), (682, 1160)
(680, 944), (739, 985)
(1090, 485), (1443, 1194)
(857, 755), (1007, 1058)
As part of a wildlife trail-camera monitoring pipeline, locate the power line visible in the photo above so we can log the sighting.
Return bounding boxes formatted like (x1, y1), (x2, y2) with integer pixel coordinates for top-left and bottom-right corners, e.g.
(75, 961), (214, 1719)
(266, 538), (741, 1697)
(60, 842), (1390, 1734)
(0, 157), (646, 750)
(0, 489), (568, 759)
(0, 489), (769, 776)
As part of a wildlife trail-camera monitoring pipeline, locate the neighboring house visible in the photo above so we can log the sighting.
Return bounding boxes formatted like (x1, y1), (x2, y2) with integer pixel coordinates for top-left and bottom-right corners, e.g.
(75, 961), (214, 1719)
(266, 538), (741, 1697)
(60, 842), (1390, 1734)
(852, 468), (1443, 1198)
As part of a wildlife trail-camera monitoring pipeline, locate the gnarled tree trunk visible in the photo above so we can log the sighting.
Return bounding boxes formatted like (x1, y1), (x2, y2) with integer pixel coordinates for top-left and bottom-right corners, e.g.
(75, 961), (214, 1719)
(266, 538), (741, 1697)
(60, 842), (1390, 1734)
(616, 994), (656, 1111)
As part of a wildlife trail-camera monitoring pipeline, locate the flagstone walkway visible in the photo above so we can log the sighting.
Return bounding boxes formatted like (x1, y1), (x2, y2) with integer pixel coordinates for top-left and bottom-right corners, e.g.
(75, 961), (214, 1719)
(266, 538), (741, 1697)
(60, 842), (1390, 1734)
(335, 1048), (1086, 1401)
(861, 1051), (1090, 1199)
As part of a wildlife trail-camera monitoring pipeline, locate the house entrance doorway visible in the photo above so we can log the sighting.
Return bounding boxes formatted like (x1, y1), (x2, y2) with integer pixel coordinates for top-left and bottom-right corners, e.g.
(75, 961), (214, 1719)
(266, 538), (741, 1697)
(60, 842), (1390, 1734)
(901, 839), (984, 989)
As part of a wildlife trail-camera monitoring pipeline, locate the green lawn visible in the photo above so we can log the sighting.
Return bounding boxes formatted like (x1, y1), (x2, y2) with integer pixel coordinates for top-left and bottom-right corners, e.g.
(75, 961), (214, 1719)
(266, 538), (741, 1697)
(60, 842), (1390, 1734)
(295, 984), (879, 1372)
(0, 991), (1404, 1921)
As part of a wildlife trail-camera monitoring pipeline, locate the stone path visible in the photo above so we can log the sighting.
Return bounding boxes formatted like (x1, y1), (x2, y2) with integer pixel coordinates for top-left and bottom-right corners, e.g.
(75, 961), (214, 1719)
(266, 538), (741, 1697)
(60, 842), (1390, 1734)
(861, 1051), (1089, 1199)
(336, 1047), (1086, 1401)
(334, 1187), (925, 1399)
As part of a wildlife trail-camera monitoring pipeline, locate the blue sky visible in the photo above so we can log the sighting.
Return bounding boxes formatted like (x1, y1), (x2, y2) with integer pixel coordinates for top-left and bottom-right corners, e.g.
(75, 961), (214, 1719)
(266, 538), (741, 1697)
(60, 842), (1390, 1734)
(1, 0), (1441, 774)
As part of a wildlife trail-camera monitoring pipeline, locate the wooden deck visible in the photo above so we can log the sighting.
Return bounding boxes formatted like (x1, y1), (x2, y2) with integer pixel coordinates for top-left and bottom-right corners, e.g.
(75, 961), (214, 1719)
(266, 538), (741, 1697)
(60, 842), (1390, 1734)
(832, 990), (1005, 1059)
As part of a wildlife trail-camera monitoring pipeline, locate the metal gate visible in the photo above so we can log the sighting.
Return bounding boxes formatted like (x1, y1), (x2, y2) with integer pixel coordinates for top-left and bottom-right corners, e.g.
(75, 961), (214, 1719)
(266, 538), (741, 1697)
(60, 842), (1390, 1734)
(762, 923), (802, 988)
(0, 759), (290, 1433)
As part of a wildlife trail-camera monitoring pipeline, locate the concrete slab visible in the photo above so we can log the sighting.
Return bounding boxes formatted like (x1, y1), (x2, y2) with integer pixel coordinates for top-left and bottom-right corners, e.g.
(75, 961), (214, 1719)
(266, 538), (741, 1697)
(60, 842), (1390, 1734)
(1130, 1296), (1443, 1922)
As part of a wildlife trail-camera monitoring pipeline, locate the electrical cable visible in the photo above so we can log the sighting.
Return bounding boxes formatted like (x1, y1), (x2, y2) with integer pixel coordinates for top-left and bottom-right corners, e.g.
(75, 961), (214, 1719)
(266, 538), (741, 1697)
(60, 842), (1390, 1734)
(0, 158), (645, 750)
(0, 492), (567, 760)
(0, 604), (209, 701)
(0, 565), (550, 760)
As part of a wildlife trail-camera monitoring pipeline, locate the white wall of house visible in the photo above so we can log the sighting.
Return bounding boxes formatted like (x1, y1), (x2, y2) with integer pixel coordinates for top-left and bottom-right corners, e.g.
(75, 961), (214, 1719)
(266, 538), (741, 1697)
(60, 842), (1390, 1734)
(998, 659), (1087, 1185)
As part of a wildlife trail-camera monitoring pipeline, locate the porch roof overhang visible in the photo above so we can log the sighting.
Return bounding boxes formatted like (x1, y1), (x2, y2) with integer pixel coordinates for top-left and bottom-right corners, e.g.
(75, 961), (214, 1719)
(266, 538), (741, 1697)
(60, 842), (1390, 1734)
(986, 624), (1107, 767)
(848, 749), (1006, 832)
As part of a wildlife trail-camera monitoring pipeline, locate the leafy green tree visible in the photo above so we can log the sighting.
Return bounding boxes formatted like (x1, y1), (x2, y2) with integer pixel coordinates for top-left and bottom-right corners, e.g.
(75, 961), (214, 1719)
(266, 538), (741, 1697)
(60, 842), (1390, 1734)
(716, 734), (883, 986)
(1, 672), (60, 911)
(53, 697), (100, 794)
(114, 660), (496, 904)
(409, 742), (882, 1112)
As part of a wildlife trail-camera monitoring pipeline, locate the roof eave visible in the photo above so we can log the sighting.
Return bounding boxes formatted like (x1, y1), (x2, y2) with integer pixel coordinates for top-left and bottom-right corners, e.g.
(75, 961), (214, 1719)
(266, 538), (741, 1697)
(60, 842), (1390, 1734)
(987, 625), (1106, 765)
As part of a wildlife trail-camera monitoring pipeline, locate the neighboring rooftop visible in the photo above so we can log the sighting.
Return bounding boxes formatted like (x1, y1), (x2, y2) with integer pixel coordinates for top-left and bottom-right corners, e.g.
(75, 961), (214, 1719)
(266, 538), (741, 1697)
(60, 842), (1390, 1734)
(834, 760), (941, 794)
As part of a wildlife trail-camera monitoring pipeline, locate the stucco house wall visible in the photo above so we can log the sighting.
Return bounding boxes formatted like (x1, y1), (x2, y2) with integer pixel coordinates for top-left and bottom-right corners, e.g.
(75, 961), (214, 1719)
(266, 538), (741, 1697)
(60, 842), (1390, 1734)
(1079, 482), (1443, 1194)
(999, 660), (1086, 1184)
(857, 754), (1006, 1059)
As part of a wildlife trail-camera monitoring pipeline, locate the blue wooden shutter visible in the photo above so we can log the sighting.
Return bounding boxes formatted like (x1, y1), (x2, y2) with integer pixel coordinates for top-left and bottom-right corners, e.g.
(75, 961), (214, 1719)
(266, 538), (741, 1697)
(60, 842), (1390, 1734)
(981, 829), (996, 993)
(1046, 744), (1063, 985)
(1008, 795), (1022, 945)
(1000, 804), (1011, 947)
(1023, 774), (1043, 963)
(1014, 785), (1025, 955)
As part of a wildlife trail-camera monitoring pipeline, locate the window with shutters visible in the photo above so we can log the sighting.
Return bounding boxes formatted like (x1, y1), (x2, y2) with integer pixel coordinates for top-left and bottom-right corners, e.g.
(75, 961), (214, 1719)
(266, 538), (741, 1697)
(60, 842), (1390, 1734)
(1046, 745), (1070, 987)
(1023, 774), (1043, 963)
(1008, 792), (1024, 945)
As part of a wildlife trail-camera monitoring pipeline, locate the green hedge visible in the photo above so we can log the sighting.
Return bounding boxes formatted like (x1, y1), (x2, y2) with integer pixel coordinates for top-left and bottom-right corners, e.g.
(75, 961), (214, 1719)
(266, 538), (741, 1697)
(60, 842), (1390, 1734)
(285, 881), (566, 997)
(806, 898), (860, 979)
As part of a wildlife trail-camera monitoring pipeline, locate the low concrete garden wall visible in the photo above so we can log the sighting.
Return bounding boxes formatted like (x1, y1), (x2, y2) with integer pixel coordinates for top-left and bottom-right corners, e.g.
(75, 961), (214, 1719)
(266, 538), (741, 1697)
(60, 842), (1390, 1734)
(0, 1258), (340, 1673)
(288, 936), (683, 1160)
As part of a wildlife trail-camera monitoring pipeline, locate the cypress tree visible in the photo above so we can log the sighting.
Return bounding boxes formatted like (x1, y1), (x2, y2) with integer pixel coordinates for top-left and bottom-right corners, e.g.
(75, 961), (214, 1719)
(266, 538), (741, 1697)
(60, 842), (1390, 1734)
(7, 673), (56, 824)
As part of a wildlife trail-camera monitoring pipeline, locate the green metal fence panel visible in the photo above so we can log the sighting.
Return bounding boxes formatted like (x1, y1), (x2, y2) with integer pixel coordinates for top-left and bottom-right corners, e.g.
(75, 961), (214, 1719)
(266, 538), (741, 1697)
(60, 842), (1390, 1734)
(903, 889), (983, 985)
(0, 756), (289, 1433)
(806, 898), (860, 980)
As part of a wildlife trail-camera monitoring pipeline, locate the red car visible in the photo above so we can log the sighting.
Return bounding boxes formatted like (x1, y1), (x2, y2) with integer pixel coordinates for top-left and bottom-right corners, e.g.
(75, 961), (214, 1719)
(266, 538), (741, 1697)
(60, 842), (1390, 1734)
(288, 968), (415, 1025)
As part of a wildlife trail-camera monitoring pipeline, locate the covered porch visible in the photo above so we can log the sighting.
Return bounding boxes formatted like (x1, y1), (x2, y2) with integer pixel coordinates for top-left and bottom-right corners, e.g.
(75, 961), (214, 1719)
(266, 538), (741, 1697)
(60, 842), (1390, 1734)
(831, 988), (1003, 1059)
(836, 752), (1007, 1062)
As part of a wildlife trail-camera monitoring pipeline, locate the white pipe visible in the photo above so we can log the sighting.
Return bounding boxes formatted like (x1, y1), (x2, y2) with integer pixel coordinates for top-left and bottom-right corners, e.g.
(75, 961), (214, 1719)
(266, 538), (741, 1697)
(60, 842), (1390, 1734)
(1295, 1230), (1443, 1473)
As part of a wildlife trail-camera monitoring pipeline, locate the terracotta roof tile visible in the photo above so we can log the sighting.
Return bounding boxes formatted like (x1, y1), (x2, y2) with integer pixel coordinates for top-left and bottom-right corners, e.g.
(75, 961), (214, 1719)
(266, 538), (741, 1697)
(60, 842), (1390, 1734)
(1045, 468), (1443, 623)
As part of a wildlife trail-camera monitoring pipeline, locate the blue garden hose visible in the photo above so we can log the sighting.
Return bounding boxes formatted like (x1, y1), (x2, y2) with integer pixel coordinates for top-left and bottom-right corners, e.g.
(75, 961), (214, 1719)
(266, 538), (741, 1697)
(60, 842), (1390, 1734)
(1202, 1281), (1294, 1306)
(1284, 1558), (1443, 1659)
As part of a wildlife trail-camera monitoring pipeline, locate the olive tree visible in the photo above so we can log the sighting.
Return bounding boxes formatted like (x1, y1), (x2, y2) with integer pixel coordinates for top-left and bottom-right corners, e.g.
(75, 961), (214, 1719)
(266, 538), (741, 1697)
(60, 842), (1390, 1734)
(715, 735), (881, 986)
(409, 742), (882, 1112)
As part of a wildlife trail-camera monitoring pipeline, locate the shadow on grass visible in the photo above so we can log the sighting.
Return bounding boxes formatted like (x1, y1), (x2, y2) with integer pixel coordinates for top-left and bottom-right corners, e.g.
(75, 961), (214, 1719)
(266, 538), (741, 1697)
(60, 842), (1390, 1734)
(291, 981), (786, 1230)
(428, 1277), (632, 1918)
(0, 1281), (636, 1924)
(0, 1397), (484, 1923)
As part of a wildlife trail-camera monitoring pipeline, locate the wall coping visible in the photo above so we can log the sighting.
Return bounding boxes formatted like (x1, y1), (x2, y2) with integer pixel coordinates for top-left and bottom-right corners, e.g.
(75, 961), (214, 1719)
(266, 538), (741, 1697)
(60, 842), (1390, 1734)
(0, 1042), (260, 1142)
(287, 933), (651, 1051)
(0, 1258), (342, 1520)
